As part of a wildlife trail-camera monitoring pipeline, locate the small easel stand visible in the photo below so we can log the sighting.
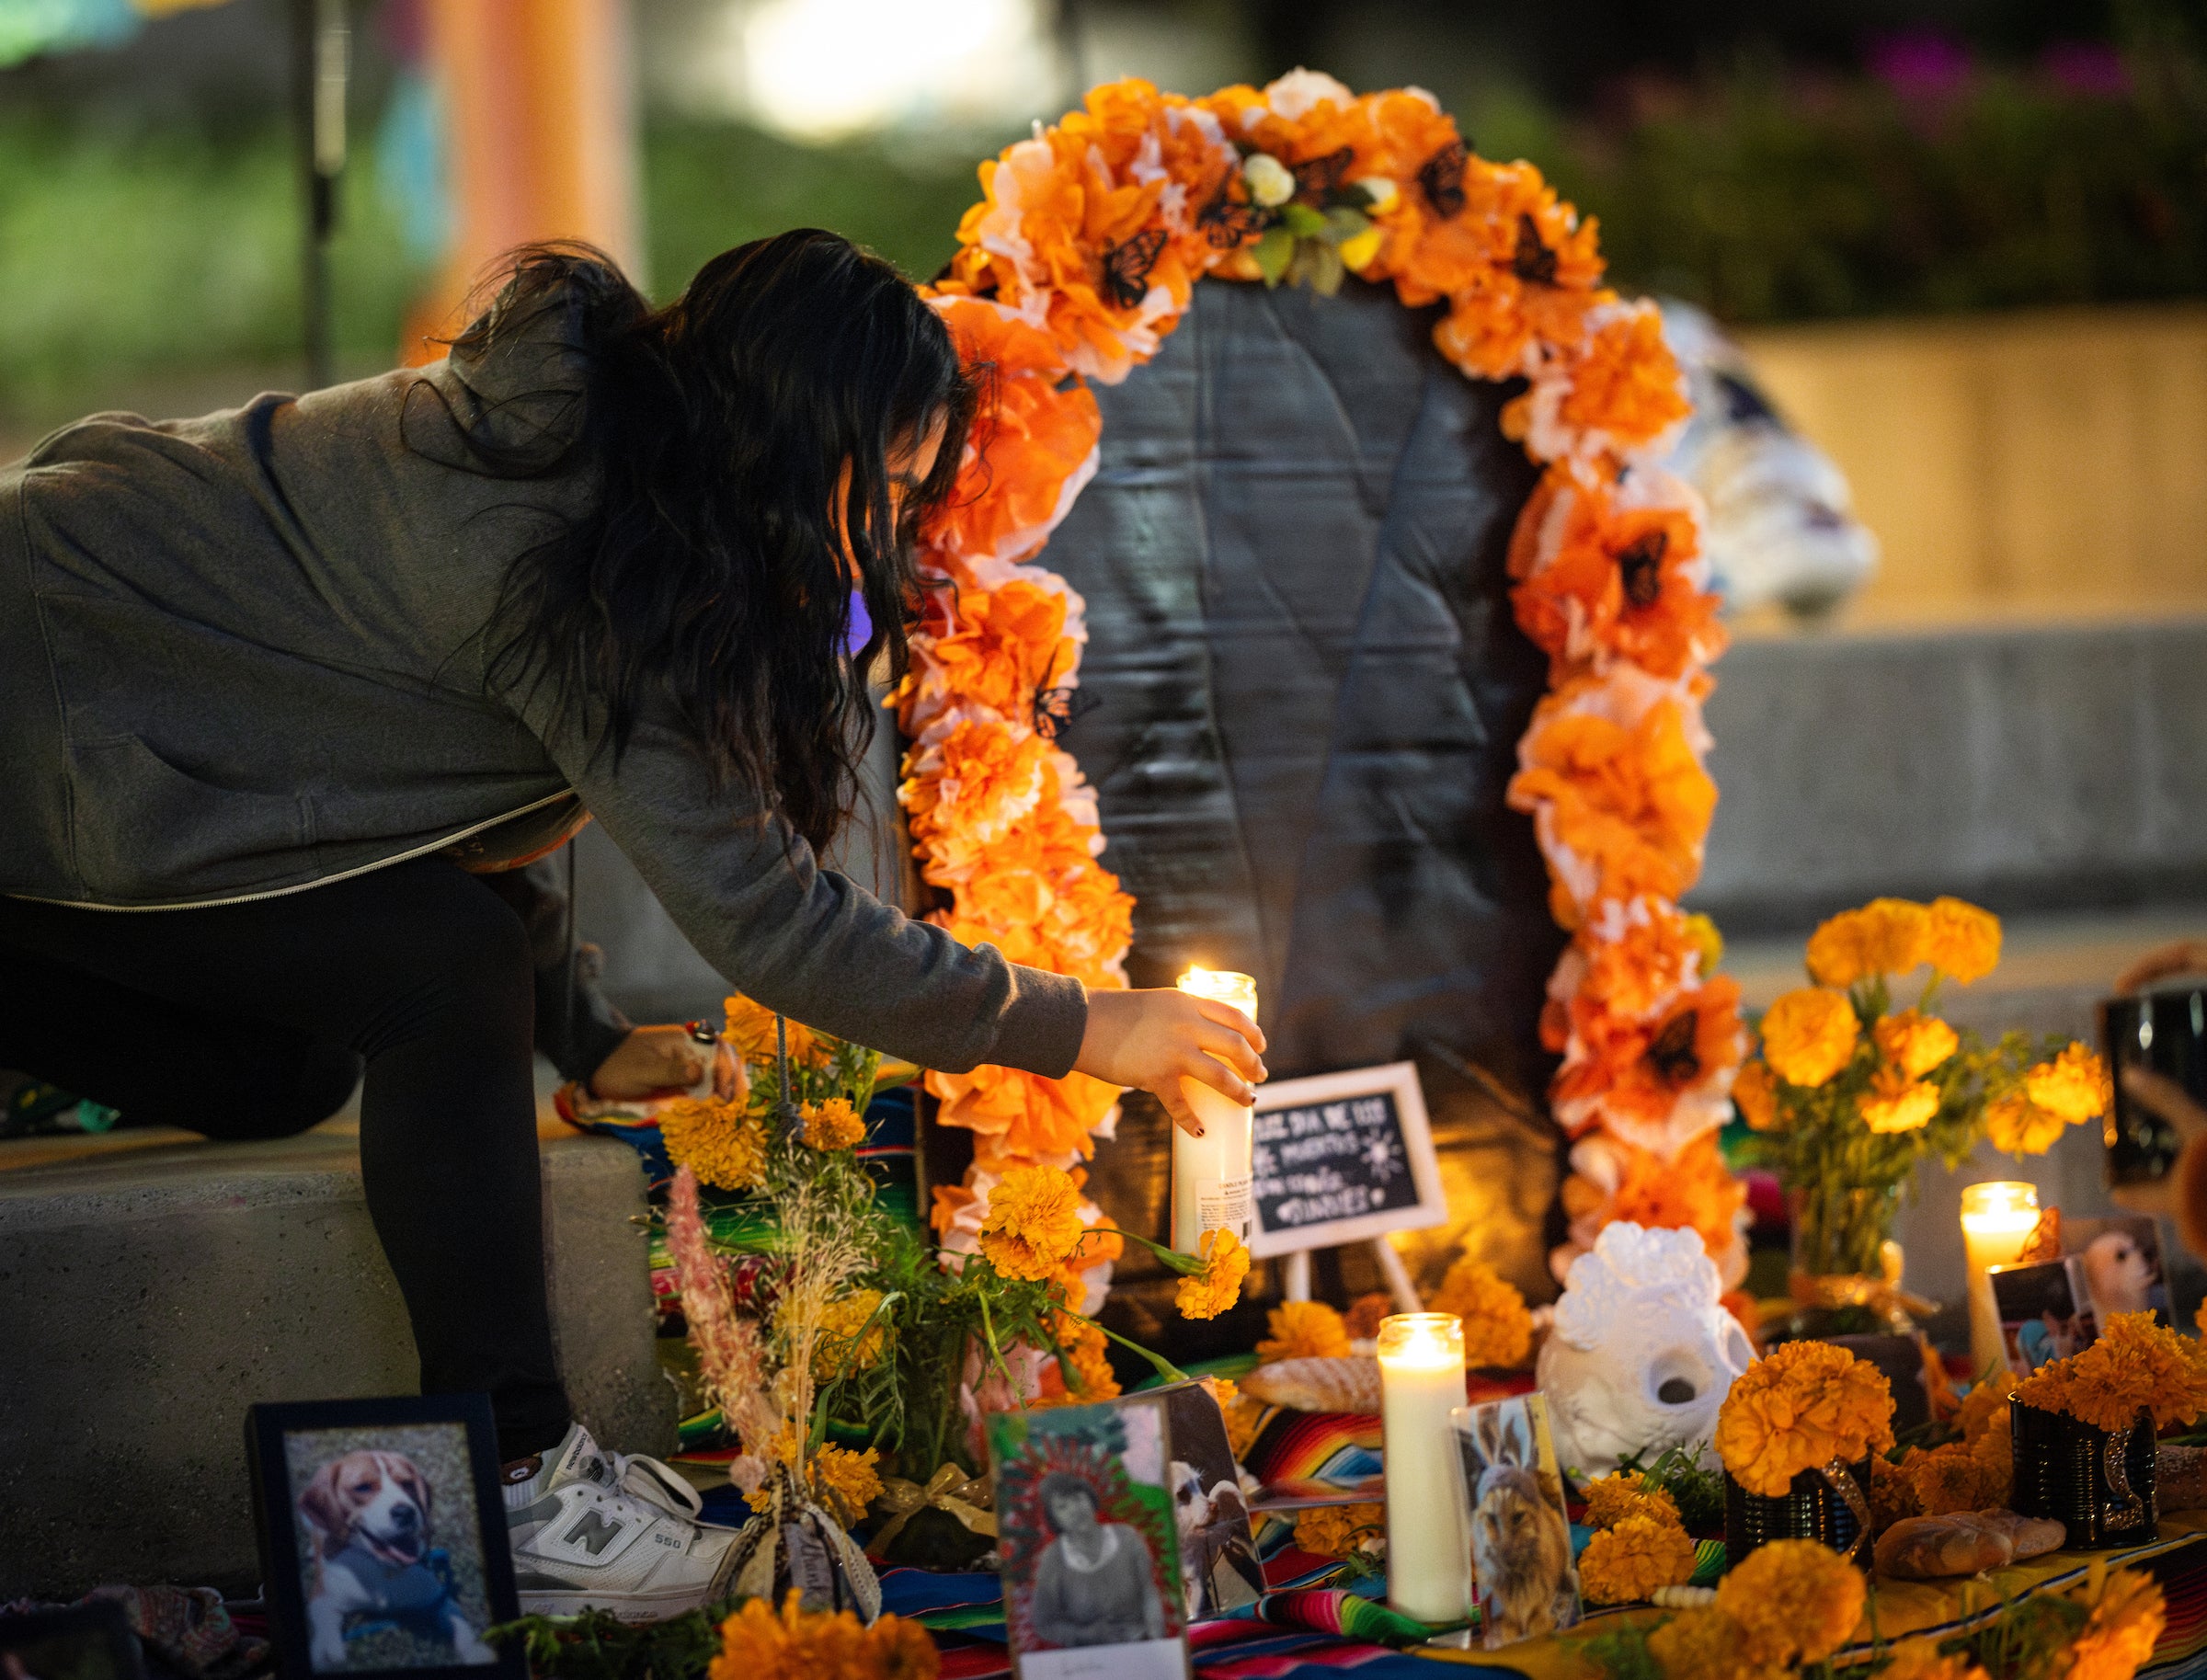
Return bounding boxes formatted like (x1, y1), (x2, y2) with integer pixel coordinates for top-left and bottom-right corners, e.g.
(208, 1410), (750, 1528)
(1280, 1241), (1425, 1313)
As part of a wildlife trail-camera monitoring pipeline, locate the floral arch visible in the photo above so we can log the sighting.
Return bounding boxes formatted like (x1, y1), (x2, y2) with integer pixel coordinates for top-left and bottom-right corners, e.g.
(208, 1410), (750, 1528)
(894, 70), (1749, 1302)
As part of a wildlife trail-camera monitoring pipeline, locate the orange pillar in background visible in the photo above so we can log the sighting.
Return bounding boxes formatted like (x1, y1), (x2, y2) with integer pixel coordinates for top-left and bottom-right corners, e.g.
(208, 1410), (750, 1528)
(403, 0), (642, 361)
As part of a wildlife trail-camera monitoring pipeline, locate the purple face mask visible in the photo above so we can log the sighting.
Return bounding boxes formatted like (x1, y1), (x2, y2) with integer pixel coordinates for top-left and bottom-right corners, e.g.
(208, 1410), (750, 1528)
(845, 587), (874, 657)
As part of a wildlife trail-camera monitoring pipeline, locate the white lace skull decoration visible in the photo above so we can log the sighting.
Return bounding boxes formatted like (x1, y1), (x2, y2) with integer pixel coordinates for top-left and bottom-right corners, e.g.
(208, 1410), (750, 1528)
(1535, 1221), (1754, 1476)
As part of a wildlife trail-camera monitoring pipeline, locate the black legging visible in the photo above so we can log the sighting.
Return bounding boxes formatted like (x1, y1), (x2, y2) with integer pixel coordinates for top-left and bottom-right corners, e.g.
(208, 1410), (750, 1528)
(0, 857), (569, 1458)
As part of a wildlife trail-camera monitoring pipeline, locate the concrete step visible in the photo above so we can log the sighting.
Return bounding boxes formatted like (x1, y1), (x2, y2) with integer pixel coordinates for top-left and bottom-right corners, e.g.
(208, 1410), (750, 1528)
(1697, 619), (2207, 931)
(0, 1116), (672, 1598)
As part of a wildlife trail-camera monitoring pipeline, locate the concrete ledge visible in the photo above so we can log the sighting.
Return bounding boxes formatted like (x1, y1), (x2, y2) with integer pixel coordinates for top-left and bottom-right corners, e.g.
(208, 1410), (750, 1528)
(0, 1127), (671, 1598)
(1697, 619), (2207, 931)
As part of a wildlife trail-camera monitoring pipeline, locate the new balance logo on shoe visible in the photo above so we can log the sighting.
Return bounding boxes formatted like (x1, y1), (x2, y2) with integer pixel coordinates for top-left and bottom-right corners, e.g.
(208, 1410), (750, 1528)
(566, 1509), (625, 1556)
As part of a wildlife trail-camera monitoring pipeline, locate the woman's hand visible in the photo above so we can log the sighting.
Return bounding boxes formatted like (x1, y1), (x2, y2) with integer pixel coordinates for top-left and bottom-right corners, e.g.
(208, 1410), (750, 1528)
(1075, 988), (1267, 1137)
(589, 1024), (709, 1101)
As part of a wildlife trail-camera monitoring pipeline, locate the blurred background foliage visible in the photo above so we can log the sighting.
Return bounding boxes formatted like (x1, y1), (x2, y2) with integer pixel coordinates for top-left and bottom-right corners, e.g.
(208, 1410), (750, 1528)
(2, 0), (2203, 435)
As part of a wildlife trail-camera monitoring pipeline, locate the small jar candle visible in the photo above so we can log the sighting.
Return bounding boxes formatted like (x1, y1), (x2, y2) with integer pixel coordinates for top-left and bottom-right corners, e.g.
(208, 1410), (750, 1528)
(1961, 1180), (2041, 1377)
(1172, 967), (1258, 1254)
(1378, 1312), (1470, 1624)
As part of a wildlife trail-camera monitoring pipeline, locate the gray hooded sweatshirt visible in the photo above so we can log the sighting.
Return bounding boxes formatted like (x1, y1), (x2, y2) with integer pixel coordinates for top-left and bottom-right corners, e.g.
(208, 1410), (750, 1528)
(0, 272), (1086, 1079)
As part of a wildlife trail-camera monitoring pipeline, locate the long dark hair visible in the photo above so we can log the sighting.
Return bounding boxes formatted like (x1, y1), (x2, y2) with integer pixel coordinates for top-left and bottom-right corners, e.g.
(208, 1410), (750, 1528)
(435, 232), (975, 851)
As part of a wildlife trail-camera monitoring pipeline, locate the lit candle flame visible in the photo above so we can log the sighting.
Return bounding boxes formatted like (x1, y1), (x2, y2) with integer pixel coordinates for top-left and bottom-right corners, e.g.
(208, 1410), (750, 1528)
(1960, 1180), (2040, 1235)
(1177, 966), (1258, 1017)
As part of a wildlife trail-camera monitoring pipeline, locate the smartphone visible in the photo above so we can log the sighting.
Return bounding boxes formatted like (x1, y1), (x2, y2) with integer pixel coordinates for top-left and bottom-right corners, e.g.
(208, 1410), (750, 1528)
(2100, 987), (2207, 1186)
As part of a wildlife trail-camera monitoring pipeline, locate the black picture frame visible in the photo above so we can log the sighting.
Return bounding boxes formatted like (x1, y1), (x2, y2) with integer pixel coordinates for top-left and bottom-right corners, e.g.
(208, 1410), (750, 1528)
(245, 1396), (525, 1680)
(0, 1600), (148, 1680)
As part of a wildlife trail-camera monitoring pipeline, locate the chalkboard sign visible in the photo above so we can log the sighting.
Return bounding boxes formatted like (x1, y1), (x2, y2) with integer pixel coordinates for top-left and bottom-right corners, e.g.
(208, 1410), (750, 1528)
(1246, 1062), (1447, 1259)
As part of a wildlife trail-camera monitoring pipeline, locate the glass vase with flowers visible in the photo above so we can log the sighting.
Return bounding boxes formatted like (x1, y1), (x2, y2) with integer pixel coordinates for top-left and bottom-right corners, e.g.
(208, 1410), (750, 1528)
(1730, 897), (2112, 1338)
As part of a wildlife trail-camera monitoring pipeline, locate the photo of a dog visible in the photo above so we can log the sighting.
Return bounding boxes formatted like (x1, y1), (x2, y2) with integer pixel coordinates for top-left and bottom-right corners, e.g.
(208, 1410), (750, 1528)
(1158, 1383), (1262, 1621)
(1451, 1396), (1581, 1651)
(287, 1427), (498, 1672)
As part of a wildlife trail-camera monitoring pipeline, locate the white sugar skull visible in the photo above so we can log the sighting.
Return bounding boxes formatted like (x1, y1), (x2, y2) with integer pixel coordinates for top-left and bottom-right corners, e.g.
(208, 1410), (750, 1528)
(1535, 1222), (1754, 1476)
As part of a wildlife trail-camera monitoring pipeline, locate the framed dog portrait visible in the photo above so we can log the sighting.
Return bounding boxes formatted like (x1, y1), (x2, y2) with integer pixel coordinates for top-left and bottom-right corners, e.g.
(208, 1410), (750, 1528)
(988, 1397), (1191, 1680)
(246, 1397), (522, 1680)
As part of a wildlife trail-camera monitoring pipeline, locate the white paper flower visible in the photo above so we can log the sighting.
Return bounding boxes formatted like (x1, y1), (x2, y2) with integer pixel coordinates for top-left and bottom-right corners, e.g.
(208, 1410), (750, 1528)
(1242, 152), (1295, 207)
(1354, 175), (1400, 213)
(1262, 67), (1355, 120)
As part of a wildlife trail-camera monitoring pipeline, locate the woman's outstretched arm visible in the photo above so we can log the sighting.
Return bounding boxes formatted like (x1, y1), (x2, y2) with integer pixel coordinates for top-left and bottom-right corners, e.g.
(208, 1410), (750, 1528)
(535, 700), (1262, 1128)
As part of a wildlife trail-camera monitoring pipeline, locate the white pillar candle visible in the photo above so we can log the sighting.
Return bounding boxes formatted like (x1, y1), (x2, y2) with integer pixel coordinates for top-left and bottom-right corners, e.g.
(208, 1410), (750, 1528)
(1960, 1180), (2040, 1378)
(1172, 967), (1258, 1255)
(1378, 1312), (1469, 1624)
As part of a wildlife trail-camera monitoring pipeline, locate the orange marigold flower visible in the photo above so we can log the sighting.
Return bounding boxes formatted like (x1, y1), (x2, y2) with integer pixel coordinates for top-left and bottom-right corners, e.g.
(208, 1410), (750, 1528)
(1876, 1009), (1961, 1080)
(1645, 1609), (1771, 1680)
(725, 994), (817, 1068)
(1716, 1340), (1894, 1498)
(978, 1165), (1088, 1281)
(1905, 1435), (2011, 1515)
(710, 1591), (938, 1680)
(2016, 1309), (2207, 1434)
(1984, 1091), (2069, 1157)
(1870, 1454), (1923, 1532)
(1862, 1066), (1941, 1135)
(803, 1287), (888, 1378)
(1926, 896), (2002, 985)
(1806, 898), (1933, 988)
(1759, 988), (1861, 1088)
(1427, 1256), (1535, 1367)
(800, 1097), (865, 1152)
(1582, 1471), (1680, 1532)
(1713, 1537), (1866, 1667)
(1579, 1513), (1697, 1606)
(1293, 1503), (1385, 1560)
(1256, 1299), (1353, 1364)
(1508, 471), (1722, 683)
(1732, 1059), (1782, 1131)
(2065, 1567), (2166, 1680)
(660, 1097), (768, 1193)
(1176, 1227), (1250, 1319)
(810, 1442), (885, 1526)
(2027, 1043), (2112, 1126)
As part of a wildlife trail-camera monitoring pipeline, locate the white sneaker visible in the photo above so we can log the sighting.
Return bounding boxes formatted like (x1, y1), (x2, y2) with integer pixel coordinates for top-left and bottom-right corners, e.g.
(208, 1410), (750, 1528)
(504, 1423), (742, 1621)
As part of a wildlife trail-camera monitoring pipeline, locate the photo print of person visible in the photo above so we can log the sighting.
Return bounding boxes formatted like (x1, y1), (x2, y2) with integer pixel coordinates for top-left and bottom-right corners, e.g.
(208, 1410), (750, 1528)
(1991, 1256), (2101, 1375)
(989, 1398), (1189, 1680)
(1448, 1395), (1581, 1651)
(1155, 1382), (1263, 1620)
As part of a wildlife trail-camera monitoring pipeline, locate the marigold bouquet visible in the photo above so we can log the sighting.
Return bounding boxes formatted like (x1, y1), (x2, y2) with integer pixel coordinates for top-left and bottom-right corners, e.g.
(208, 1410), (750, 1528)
(1731, 897), (2112, 1286)
(1714, 1338), (1894, 1498)
(2013, 1310), (2207, 1434)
